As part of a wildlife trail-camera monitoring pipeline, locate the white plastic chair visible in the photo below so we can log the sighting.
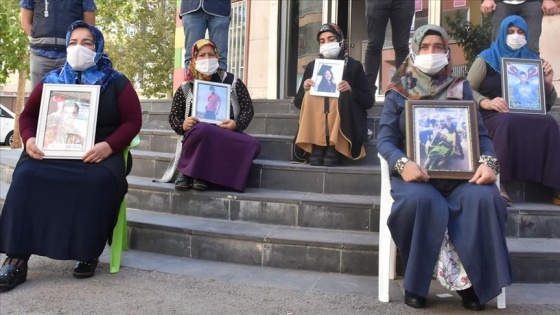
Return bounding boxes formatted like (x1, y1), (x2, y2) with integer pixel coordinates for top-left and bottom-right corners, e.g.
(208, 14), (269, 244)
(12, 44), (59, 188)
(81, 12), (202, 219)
(377, 153), (506, 308)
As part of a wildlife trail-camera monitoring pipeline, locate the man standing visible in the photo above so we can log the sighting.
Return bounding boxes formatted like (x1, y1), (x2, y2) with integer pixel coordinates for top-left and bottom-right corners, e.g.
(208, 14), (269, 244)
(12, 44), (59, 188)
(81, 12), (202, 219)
(180, 0), (231, 72)
(364, 0), (414, 103)
(20, 0), (97, 88)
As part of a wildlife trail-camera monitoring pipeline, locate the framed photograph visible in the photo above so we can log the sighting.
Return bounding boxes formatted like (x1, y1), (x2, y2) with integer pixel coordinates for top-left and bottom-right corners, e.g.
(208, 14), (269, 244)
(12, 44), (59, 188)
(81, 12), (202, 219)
(192, 80), (231, 124)
(309, 58), (344, 98)
(501, 57), (546, 114)
(36, 84), (100, 159)
(405, 100), (480, 179)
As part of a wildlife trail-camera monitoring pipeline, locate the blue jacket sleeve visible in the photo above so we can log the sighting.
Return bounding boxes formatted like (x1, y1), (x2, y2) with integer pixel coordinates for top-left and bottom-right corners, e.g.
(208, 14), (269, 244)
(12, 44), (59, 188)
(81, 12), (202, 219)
(376, 91), (407, 171)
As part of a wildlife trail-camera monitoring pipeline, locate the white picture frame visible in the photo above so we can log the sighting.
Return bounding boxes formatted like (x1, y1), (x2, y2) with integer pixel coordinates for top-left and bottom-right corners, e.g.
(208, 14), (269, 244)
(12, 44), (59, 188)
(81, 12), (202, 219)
(36, 84), (100, 159)
(309, 58), (345, 98)
(192, 80), (231, 124)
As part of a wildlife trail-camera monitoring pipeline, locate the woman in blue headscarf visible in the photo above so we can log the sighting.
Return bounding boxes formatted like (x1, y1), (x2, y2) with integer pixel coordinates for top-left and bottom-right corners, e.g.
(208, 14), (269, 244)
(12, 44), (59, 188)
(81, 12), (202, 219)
(0, 21), (142, 292)
(467, 15), (559, 206)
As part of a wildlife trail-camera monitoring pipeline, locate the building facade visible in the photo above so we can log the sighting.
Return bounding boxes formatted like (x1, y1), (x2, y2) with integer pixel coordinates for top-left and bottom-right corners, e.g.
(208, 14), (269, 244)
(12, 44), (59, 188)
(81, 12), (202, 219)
(173, 0), (560, 101)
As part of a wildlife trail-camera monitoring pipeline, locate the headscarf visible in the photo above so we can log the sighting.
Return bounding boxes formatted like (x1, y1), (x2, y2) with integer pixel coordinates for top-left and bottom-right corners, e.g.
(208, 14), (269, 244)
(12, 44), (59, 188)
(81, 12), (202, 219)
(387, 24), (458, 100)
(185, 39), (226, 83)
(44, 20), (122, 92)
(478, 15), (539, 73)
(316, 23), (349, 61)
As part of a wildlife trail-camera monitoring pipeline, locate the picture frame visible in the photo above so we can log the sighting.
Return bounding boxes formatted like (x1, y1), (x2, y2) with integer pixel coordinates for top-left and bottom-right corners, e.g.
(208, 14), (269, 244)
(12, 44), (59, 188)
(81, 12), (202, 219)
(192, 80), (231, 124)
(309, 58), (344, 98)
(405, 100), (480, 179)
(36, 84), (100, 159)
(501, 57), (546, 115)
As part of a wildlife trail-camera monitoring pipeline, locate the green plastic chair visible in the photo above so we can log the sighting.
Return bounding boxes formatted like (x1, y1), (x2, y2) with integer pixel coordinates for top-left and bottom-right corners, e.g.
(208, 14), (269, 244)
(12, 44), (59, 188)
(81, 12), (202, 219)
(110, 134), (140, 273)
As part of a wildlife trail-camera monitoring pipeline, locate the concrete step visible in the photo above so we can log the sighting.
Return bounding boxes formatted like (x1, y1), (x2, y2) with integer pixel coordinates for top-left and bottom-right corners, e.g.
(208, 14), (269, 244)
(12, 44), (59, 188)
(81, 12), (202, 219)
(129, 151), (380, 196)
(126, 208), (378, 275)
(137, 129), (379, 165)
(142, 111), (381, 139)
(125, 208), (560, 280)
(128, 176), (378, 232)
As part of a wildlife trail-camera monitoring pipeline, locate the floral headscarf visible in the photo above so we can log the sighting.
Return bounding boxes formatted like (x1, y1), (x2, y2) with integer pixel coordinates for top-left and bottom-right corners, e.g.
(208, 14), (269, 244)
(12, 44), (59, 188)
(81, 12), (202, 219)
(185, 39), (226, 83)
(44, 20), (122, 92)
(317, 23), (349, 61)
(478, 15), (539, 73)
(387, 24), (458, 100)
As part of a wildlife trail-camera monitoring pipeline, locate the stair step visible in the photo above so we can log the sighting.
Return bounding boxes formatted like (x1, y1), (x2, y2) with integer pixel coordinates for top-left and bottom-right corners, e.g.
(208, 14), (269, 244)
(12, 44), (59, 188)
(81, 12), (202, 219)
(136, 129), (380, 165)
(126, 208), (378, 275)
(129, 151), (380, 196)
(128, 175), (378, 232)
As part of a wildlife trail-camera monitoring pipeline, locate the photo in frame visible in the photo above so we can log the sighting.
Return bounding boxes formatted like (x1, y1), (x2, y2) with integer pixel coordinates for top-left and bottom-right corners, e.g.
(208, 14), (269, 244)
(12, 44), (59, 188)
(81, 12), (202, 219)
(36, 84), (100, 159)
(192, 80), (231, 124)
(501, 57), (546, 114)
(405, 100), (480, 179)
(309, 58), (344, 98)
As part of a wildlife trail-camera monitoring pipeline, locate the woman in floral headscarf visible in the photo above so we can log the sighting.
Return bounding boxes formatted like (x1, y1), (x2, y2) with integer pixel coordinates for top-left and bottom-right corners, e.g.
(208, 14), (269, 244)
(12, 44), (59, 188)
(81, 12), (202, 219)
(467, 15), (559, 206)
(293, 23), (374, 166)
(161, 39), (260, 192)
(0, 20), (142, 291)
(377, 24), (511, 310)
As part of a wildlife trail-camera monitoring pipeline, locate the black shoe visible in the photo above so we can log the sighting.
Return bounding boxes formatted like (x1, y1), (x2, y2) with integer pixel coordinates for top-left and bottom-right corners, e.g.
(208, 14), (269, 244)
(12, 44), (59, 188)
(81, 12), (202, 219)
(323, 146), (339, 167)
(0, 264), (28, 292)
(404, 290), (426, 309)
(73, 259), (98, 279)
(457, 287), (485, 311)
(192, 178), (209, 191)
(309, 145), (326, 166)
(175, 173), (192, 189)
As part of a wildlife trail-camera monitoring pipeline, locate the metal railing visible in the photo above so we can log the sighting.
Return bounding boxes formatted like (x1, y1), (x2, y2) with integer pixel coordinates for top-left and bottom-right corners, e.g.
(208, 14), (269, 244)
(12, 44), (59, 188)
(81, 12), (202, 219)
(228, 0), (246, 80)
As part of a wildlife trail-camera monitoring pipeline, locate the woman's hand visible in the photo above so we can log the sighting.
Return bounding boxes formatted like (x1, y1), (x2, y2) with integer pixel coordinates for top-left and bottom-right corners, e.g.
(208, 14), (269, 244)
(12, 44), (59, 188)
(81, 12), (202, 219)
(469, 163), (497, 185)
(217, 119), (237, 131)
(543, 59), (555, 91)
(182, 117), (200, 132)
(481, 97), (509, 113)
(303, 79), (316, 91)
(83, 141), (113, 163)
(337, 80), (352, 93)
(25, 137), (44, 160)
(401, 161), (430, 182)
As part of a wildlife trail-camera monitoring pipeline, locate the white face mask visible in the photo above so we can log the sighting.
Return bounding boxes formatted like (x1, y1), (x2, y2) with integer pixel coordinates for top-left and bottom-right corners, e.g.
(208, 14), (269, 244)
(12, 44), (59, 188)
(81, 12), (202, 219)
(412, 52), (449, 75)
(66, 45), (96, 71)
(506, 34), (527, 50)
(320, 42), (341, 59)
(195, 58), (219, 75)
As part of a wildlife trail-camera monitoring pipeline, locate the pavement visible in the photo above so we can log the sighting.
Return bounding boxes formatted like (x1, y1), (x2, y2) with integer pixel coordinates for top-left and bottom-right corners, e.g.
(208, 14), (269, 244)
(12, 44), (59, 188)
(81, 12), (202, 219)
(1, 248), (560, 314)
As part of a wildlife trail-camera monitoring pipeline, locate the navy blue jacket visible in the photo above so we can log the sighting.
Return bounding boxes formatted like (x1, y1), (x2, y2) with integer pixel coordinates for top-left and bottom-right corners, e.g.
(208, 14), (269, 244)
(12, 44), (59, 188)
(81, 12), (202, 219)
(180, 0), (231, 18)
(30, 0), (83, 51)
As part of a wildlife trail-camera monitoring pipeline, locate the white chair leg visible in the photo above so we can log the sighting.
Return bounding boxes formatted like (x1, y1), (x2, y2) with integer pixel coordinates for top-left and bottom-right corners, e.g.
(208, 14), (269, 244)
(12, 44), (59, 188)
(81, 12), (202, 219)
(497, 287), (506, 309)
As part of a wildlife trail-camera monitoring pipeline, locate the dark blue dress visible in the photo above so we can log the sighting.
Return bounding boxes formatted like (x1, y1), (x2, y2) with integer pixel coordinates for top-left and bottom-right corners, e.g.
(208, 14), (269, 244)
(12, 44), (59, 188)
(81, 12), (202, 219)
(377, 82), (512, 304)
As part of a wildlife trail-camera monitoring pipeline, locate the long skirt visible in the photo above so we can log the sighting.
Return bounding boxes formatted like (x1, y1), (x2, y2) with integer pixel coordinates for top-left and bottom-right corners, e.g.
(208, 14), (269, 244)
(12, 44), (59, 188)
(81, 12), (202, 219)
(177, 123), (261, 192)
(0, 153), (126, 261)
(482, 112), (560, 190)
(388, 177), (512, 304)
(295, 94), (365, 159)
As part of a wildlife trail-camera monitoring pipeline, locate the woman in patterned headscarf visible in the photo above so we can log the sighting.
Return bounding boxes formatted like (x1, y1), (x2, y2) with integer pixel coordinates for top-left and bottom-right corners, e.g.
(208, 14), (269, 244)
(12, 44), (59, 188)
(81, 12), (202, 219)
(467, 15), (559, 206)
(377, 24), (511, 310)
(293, 23), (374, 166)
(162, 39), (260, 192)
(0, 20), (142, 291)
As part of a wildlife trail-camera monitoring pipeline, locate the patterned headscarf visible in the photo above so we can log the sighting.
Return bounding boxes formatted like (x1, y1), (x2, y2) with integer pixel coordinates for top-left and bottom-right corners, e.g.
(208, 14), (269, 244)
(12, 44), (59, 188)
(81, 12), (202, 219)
(44, 20), (122, 92)
(387, 24), (459, 100)
(185, 39), (226, 83)
(317, 23), (349, 61)
(478, 15), (539, 73)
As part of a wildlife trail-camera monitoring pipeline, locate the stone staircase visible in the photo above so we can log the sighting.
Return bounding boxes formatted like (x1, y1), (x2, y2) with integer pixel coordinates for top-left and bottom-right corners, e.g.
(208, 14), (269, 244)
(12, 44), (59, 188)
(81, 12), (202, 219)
(1, 99), (560, 282)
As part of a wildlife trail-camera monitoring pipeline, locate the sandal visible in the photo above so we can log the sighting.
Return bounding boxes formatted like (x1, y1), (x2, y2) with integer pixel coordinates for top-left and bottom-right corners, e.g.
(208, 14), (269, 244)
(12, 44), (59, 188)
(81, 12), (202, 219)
(500, 191), (512, 207)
